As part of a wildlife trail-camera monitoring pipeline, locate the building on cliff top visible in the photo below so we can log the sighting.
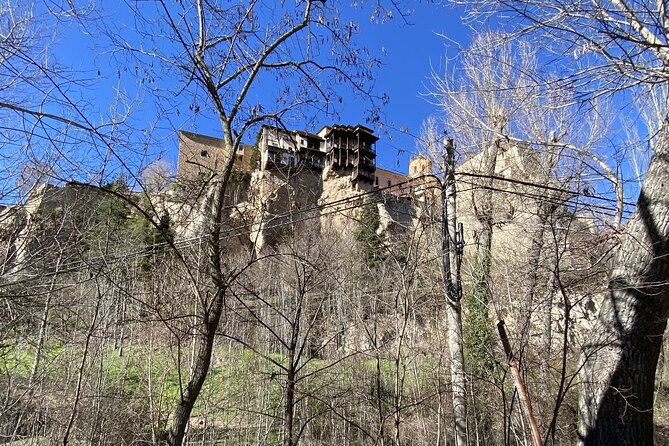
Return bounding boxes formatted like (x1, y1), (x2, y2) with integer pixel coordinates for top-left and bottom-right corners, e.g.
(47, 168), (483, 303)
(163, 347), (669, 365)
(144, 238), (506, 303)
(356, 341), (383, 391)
(174, 124), (425, 250)
(177, 124), (415, 196)
(317, 124), (378, 187)
(259, 125), (326, 172)
(177, 130), (256, 185)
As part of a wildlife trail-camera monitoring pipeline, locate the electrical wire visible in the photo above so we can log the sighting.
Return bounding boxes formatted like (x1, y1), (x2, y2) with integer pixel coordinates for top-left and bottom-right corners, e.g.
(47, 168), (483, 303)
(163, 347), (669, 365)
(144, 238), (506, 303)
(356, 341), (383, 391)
(0, 167), (636, 286)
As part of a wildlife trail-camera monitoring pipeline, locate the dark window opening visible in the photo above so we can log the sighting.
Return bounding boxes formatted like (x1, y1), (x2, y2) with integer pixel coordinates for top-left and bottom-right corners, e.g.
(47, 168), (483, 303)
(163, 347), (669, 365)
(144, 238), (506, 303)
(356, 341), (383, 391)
(387, 180), (392, 187)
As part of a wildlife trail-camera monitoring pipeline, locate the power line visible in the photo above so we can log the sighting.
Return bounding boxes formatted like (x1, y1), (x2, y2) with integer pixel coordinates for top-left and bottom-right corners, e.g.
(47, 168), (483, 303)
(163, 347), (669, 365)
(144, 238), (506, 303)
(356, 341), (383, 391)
(455, 171), (636, 208)
(0, 176), (439, 285)
(0, 168), (633, 286)
(455, 178), (632, 218)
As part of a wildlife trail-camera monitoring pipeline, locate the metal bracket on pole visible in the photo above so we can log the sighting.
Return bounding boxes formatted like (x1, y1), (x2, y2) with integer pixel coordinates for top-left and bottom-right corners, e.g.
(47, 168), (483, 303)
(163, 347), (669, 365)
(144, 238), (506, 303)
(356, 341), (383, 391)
(455, 222), (464, 301)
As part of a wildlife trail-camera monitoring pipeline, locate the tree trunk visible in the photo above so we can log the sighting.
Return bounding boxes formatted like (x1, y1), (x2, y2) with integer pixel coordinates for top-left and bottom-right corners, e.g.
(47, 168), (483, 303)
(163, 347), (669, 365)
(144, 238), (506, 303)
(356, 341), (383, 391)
(168, 297), (224, 446)
(168, 135), (236, 446)
(472, 137), (500, 306)
(578, 120), (669, 446)
(283, 301), (301, 446)
(520, 217), (546, 360)
(446, 299), (467, 446)
(283, 366), (296, 446)
(29, 256), (62, 385)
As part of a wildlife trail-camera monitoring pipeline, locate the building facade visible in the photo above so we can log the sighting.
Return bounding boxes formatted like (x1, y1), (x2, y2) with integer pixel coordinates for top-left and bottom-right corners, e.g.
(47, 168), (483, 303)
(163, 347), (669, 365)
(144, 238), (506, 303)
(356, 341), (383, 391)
(175, 124), (426, 250)
(259, 126), (326, 172)
(317, 124), (378, 186)
(177, 130), (256, 184)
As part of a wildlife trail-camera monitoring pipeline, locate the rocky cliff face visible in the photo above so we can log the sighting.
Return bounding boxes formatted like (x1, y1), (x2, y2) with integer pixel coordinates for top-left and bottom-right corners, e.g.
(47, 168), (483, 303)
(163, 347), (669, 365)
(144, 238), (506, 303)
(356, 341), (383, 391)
(248, 168), (323, 251)
(0, 184), (101, 278)
(455, 143), (604, 353)
(0, 149), (605, 346)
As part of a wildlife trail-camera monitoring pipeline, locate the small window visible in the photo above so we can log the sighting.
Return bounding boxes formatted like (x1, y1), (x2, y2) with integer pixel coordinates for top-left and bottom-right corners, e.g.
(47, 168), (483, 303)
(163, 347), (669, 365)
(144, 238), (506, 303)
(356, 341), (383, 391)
(375, 176), (379, 186)
(387, 180), (392, 187)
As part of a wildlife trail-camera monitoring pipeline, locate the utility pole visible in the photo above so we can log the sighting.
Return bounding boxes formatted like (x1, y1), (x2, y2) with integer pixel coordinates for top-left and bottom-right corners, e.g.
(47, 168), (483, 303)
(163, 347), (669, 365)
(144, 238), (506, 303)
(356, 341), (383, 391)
(442, 137), (468, 446)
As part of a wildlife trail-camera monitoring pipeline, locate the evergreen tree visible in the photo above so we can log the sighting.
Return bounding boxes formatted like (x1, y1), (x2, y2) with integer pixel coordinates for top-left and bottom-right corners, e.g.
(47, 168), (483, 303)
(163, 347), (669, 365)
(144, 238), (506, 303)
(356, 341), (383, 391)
(355, 198), (386, 267)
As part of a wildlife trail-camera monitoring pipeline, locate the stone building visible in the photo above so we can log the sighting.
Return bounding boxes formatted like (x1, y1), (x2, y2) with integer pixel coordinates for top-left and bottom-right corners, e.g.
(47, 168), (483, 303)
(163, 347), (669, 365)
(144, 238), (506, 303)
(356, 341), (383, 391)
(173, 125), (432, 251)
(176, 130), (256, 185)
(259, 125), (326, 172)
(374, 168), (412, 196)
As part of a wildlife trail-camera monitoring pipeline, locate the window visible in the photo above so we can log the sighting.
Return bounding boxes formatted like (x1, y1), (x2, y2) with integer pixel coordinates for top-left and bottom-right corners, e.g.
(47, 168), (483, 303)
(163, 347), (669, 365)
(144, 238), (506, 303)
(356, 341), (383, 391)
(375, 176), (379, 186)
(387, 180), (392, 187)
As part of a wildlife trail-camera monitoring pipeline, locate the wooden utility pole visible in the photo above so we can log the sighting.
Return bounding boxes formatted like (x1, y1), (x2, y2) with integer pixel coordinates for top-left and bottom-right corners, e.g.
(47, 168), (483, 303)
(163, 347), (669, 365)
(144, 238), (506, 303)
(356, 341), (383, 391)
(442, 137), (468, 446)
(497, 320), (543, 446)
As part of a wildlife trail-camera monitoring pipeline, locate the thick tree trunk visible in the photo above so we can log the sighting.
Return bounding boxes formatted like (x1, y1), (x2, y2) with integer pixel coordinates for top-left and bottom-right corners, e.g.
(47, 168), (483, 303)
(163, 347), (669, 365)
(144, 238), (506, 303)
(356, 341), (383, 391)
(168, 134), (236, 446)
(578, 121), (669, 446)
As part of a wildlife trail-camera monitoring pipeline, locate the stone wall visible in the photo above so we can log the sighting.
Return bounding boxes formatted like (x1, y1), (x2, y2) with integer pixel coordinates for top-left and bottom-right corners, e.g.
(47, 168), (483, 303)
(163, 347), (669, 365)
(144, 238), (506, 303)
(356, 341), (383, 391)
(177, 131), (255, 186)
(249, 168), (323, 251)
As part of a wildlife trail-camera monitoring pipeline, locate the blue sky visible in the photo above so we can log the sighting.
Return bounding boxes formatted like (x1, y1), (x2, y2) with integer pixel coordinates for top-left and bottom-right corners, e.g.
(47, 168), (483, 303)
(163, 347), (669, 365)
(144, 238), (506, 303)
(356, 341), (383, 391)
(3, 1), (640, 218)
(48, 2), (471, 177)
(343, 3), (471, 172)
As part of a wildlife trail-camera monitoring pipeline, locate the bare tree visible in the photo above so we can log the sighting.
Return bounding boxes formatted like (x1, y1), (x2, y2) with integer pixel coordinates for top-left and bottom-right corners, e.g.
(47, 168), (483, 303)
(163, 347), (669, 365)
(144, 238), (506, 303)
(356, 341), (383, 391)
(428, 29), (626, 445)
(0, 1), (391, 444)
(454, 1), (669, 444)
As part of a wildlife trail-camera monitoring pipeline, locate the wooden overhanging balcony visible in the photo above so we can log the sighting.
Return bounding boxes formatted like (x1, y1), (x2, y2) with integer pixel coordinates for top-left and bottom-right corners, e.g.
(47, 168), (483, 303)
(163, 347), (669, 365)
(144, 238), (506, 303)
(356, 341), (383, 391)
(330, 137), (376, 155)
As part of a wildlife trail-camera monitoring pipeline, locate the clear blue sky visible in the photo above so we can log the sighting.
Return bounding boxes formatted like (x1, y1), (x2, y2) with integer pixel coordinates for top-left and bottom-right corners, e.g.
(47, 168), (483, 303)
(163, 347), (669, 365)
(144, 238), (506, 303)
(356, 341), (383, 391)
(50, 2), (471, 177)
(342, 3), (471, 173)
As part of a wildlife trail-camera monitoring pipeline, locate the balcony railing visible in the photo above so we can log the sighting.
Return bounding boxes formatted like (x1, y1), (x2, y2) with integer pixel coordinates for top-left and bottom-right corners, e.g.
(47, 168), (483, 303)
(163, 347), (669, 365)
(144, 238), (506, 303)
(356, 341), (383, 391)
(329, 139), (376, 154)
(353, 157), (375, 169)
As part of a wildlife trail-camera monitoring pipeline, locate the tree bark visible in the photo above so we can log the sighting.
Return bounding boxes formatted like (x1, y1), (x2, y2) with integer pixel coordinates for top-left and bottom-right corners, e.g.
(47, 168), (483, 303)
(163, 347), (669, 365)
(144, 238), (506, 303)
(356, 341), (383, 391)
(283, 366), (296, 446)
(578, 119), (669, 446)
(167, 295), (224, 446)
(446, 299), (467, 446)
(472, 136), (500, 306)
(167, 121), (236, 445)
(283, 299), (301, 446)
